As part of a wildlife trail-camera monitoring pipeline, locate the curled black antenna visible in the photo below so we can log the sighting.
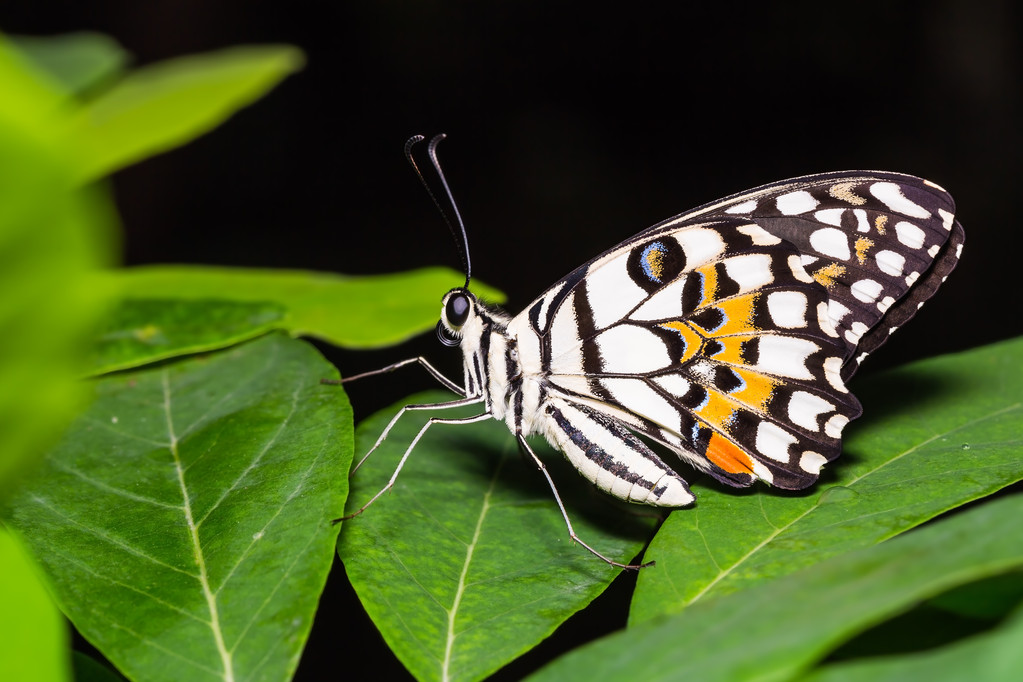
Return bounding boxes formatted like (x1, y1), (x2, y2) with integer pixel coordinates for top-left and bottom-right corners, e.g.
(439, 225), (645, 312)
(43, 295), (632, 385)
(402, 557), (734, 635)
(404, 134), (472, 289)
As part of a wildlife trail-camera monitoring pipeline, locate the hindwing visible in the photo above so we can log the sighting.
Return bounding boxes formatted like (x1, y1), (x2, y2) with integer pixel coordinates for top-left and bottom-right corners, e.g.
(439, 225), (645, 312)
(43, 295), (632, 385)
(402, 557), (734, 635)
(516, 171), (962, 489)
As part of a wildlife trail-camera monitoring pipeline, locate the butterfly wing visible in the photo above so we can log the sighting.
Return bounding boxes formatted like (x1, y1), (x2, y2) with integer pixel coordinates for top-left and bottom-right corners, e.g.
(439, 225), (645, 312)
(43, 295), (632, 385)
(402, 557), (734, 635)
(512, 172), (961, 490)
(672, 171), (965, 378)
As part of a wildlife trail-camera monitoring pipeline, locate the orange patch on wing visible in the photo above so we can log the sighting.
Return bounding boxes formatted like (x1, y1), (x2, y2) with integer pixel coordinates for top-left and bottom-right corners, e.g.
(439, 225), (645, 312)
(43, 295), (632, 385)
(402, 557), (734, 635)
(729, 367), (778, 412)
(657, 321), (703, 365)
(694, 391), (736, 431)
(706, 432), (754, 474)
(874, 214), (888, 234)
(706, 334), (749, 366)
(854, 236), (874, 264)
(708, 293), (759, 336)
(694, 264), (719, 307)
(811, 262), (846, 289)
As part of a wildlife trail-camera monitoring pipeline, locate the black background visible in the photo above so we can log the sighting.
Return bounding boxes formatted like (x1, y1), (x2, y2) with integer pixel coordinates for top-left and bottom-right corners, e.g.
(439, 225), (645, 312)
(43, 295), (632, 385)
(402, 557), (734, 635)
(4, 2), (1020, 680)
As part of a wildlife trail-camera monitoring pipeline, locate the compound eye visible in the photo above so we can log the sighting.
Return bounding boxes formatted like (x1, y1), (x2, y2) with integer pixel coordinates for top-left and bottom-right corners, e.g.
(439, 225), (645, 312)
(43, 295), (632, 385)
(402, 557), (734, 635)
(445, 291), (471, 328)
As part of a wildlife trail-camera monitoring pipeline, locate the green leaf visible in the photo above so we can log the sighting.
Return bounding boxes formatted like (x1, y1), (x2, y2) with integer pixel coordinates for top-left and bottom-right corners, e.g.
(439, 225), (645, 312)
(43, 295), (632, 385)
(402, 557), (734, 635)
(72, 45), (304, 180)
(630, 338), (1023, 624)
(10, 32), (130, 95)
(0, 35), (117, 491)
(927, 570), (1023, 620)
(1, 334), (352, 682)
(527, 494), (1023, 682)
(338, 391), (656, 682)
(0, 529), (70, 682)
(802, 603), (1023, 682)
(928, 570), (1023, 620)
(88, 298), (287, 375)
(104, 265), (506, 350)
(73, 652), (127, 682)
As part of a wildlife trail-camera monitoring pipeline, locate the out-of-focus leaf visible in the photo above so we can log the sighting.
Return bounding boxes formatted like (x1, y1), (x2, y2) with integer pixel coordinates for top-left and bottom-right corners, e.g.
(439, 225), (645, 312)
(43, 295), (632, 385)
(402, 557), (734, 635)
(527, 494), (1023, 682)
(803, 603), (1023, 682)
(928, 570), (1023, 620)
(72, 45), (304, 180)
(72, 653), (126, 682)
(87, 298), (286, 375)
(0, 35), (117, 491)
(105, 265), (506, 349)
(339, 391), (656, 682)
(2, 334), (352, 682)
(631, 338), (1023, 624)
(10, 32), (129, 94)
(0, 529), (69, 682)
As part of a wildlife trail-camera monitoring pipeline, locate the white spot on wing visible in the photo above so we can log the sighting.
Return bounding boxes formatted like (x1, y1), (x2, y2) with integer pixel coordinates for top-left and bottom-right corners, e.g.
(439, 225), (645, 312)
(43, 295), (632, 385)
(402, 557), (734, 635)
(776, 190), (819, 215)
(631, 276), (688, 321)
(755, 335), (819, 380)
(585, 258), (648, 329)
(601, 377), (682, 433)
(845, 321), (868, 345)
(751, 460), (774, 484)
(596, 325), (671, 373)
(853, 208), (870, 232)
(938, 208), (955, 231)
(736, 223), (782, 245)
(905, 271), (920, 286)
(788, 391), (834, 432)
(895, 221), (926, 249)
(813, 208), (845, 226)
(809, 227), (851, 260)
(548, 295), (583, 375)
(799, 451), (828, 475)
(877, 296), (895, 313)
(725, 199), (758, 214)
(850, 279), (883, 303)
(870, 182), (931, 218)
(789, 255), (815, 283)
(755, 421), (797, 462)
(874, 249), (905, 276)
(675, 227), (726, 268)
(767, 291), (808, 328)
(827, 299), (851, 328)
(927, 244), (940, 257)
(824, 414), (849, 438)
(817, 302), (839, 337)
(824, 356), (846, 392)
(653, 374), (692, 397)
(722, 253), (774, 291)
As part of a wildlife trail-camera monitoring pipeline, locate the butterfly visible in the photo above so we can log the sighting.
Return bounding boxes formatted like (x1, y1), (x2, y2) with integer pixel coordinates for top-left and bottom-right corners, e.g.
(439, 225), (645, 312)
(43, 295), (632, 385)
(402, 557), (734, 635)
(342, 134), (964, 568)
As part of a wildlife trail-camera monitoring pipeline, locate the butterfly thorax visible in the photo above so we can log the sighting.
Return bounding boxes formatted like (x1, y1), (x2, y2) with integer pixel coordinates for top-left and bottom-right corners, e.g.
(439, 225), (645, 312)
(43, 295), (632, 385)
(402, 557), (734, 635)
(439, 290), (550, 435)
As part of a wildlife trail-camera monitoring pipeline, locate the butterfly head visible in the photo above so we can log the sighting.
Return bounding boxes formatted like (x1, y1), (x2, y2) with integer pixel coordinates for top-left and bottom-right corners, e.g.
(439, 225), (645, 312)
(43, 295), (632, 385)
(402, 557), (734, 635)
(437, 287), (475, 347)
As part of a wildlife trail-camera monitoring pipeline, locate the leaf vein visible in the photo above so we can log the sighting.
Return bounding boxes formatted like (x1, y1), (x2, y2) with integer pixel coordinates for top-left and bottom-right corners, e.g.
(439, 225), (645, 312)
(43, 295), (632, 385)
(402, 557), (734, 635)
(686, 402), (1021, 605)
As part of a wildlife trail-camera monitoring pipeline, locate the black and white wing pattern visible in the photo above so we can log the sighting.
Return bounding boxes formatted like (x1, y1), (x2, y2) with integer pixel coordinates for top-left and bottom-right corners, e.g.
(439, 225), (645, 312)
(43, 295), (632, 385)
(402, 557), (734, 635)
(513, 172), (963, 493)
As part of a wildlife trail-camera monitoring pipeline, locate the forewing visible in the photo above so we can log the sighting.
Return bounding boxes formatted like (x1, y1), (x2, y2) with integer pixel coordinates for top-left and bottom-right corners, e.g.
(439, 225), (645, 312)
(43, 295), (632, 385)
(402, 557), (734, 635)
(682, 171), (964, 378)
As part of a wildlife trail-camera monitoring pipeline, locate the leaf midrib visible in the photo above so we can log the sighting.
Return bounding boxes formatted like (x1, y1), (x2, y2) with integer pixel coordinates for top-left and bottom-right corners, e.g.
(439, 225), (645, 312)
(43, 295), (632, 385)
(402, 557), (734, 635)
(442, 457), (506, 682)
(163, 371), (234, 682)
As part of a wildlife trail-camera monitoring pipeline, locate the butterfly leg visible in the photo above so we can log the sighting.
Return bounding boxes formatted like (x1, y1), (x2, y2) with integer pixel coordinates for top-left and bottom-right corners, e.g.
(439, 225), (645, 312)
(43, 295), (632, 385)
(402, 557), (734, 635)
(516, 434), (654, 571)
(351, 395), (484, 475)
(321, 356), (466, 396)
(338, 404), (491, 522)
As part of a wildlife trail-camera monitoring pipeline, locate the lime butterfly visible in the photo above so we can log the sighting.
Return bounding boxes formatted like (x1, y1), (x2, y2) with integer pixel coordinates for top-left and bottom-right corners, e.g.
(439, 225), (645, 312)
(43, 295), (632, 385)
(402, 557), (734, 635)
(343, 135), (964, 568)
